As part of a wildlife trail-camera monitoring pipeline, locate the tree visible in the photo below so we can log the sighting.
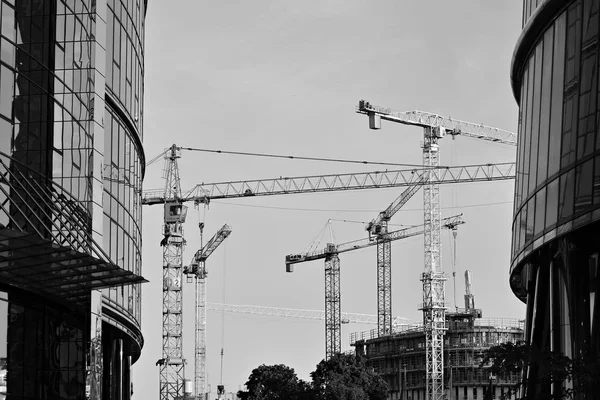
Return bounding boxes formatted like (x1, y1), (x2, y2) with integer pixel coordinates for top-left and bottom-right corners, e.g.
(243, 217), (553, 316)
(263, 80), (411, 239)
(310, 353), (387, 400)
(237, 364), (311, 400)
(481, 341), (600, 399)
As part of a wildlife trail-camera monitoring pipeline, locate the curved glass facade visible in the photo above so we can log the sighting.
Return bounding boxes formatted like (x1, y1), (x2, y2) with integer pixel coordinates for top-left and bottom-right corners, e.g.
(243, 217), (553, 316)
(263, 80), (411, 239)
(0, 0), (146, 398)
(511, 0), (600, 397)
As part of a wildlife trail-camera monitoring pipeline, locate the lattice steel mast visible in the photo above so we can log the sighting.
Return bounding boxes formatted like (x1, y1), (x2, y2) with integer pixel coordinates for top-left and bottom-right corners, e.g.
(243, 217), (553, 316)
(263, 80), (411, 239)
(158, 144), (188, 400)
(421, 126), (445, 399)
(184, 224), (232, 399)
(356, 100), (516, 400)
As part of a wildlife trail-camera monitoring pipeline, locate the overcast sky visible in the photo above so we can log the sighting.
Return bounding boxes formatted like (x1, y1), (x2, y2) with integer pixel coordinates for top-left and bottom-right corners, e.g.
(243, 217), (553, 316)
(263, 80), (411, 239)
(134, 1), (524, 398)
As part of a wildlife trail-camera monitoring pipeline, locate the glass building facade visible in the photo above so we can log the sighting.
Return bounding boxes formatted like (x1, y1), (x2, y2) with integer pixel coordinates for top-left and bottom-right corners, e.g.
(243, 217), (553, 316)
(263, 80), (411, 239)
(0, 0), (146, 399)
(511, 0), (600, 397)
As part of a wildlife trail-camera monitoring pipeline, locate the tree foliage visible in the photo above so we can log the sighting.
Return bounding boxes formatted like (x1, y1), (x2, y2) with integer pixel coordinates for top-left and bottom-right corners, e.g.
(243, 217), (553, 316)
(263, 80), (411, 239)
(237, 364), (310, 400)
(310, 353), (387, 400)
(238, 354), (388, 400)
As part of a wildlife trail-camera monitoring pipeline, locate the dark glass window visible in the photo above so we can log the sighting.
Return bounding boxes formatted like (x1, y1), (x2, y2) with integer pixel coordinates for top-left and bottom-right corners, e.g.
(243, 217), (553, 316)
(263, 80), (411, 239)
(576, 52), (597, 159)
(574, 158), (593, 214)
(559, 169), (575, 222)
(582, 0), (599, 44)
(547, 177), (559, 227)
(594, 155), (600, 204)
(549, 15), (566, 177)
(561, 95), (578, 168)
(537, 28), (554, 187)
(523, 57), (536, 199)
(518, 64), (530, 209)
(526, 196), (535, 244)
(535, 187), (546, 235)
(565, 3), (582, 85)
(562, 4), (582, 169)
(529, 42), (544, 194)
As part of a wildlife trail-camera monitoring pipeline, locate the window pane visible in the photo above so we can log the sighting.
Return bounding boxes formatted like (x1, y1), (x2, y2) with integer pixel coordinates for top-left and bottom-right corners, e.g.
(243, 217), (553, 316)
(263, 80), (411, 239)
(549, 15), (566, 177)
(535, 187), (547, 235)
(516, 67), (529, 210)
(582, 0), (599, 44)
(559, 169), (575, 222)
(537, 28), (554, 187)
(526, 196), (535, 243)
(594, 155), (600, 204)
(574, 158), (593, 214)
(576, 52), (597, 159)
(523, 56), (536, 198)
(546, 177), (559, 227)
(561, 95), (578, 168)
(515, 64), (529, 209)
(529, 42), (544, 194)
(565, 3), (582, 84)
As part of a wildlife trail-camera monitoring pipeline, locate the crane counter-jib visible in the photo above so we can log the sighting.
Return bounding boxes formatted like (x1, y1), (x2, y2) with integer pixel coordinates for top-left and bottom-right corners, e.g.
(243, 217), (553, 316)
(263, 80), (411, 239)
(140, 163), (516, 205)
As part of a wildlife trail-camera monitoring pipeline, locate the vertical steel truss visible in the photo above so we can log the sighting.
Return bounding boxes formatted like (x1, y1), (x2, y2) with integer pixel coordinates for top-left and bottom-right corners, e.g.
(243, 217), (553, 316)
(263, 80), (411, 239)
(376, 222), (392, 336)
(161, 230), (185, 400)
(160, 146), (186, 400)
(195, 272), (207, 398)
(421, 129), (446, 400)
(324, 254), (341, 359)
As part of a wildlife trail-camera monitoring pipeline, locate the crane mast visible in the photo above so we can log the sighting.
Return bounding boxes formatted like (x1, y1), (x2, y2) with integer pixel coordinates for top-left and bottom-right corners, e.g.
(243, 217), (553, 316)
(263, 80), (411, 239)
(159, 144), (188, 400)
(421, 126), (445, 399)
(286, 214), (464, 359)
(357, 100), (516, 400)
(184, 223), (232, 400)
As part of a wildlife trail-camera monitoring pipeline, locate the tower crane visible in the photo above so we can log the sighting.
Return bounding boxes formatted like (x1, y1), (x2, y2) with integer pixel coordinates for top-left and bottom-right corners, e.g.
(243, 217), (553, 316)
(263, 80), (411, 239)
(356, 100), (517, 400)
(156, 145), (188, 400)
(285, 214), (465, 359)
(183, 224), (232, 400)
(143, 145), (515, 400)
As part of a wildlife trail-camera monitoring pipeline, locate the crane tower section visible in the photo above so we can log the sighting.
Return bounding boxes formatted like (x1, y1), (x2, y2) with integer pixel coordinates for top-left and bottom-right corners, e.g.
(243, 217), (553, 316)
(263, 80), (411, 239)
(324, 253), (341, 359)
(184, 224), (232, 399)
(159, 145), (187, 400)
(421, 126), (445, 400)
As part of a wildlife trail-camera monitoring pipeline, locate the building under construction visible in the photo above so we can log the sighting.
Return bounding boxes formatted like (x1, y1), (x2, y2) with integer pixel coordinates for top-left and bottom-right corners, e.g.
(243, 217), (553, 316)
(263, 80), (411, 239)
(352, 274), (524, 400)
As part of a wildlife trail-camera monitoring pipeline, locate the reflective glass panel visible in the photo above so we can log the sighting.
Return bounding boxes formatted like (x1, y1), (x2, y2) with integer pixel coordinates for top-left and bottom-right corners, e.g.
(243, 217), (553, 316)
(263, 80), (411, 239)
(574, 158), (593, 214)
(537, 28), (554, 187)
(535, 187), (546, 235)
(549, 14), (566, 177)
(529, 42), (544, 194)
(559, 169), (575, 222)
(546, 177), (559, 227)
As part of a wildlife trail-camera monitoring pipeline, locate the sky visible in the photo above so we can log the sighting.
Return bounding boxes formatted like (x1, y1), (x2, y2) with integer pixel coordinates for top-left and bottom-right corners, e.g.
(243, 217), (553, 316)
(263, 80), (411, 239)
(134, 1), (525, 398)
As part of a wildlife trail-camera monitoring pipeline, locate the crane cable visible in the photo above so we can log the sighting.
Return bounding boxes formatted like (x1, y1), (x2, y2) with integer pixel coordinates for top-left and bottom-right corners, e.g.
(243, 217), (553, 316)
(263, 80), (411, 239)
(220, 240), (227, 387)
(181, 147), (429, 168)
(450, 139), (458, 311)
